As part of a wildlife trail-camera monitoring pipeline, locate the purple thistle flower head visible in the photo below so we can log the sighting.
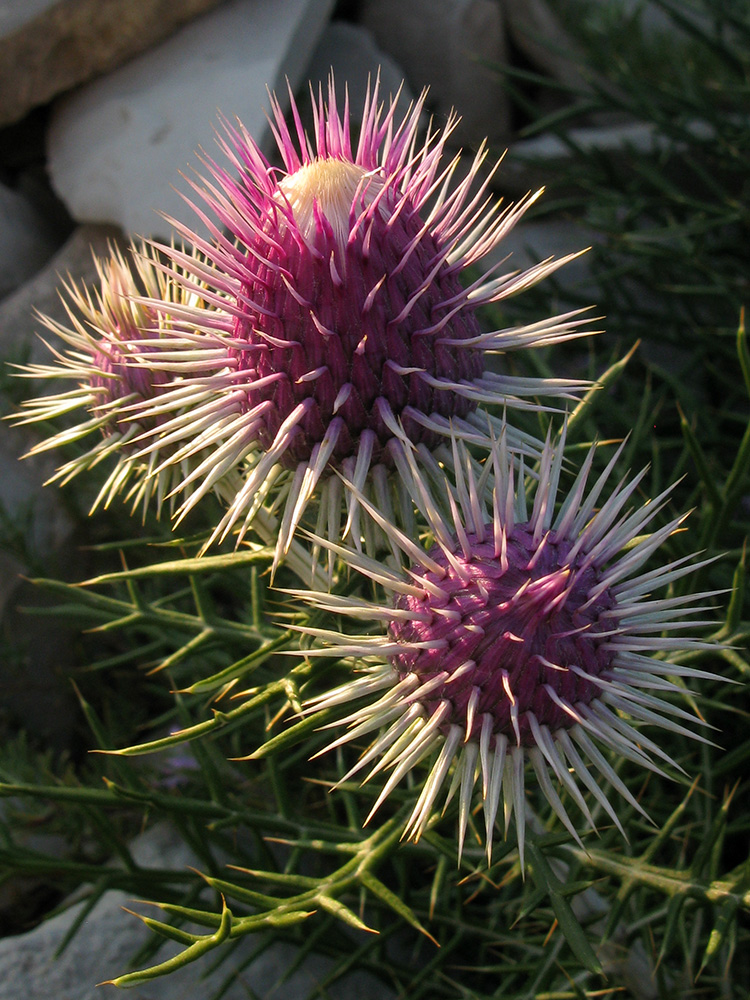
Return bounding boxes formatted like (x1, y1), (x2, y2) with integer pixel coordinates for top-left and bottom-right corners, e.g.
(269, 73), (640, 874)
(130, 76), (593, 557)
(298, 428), (721, 865)
(389, 523), (616, 750)
(224, 119), (485, 467)
(86, 280), (171, 434)
(12, 242), (243, 517)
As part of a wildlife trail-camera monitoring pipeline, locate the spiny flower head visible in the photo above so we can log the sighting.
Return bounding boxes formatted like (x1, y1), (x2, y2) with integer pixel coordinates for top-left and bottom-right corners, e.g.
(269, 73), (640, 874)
(129, 76), (592, 558)
(388, 522), (616, 748)
(298, 429), (720, 865)
(11, 242), (242, 517)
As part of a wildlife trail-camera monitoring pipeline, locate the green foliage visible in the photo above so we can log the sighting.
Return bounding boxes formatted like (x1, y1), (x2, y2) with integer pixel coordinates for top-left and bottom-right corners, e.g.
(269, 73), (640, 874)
(3, 363), (747, 994)
(1, 1), (749, 996)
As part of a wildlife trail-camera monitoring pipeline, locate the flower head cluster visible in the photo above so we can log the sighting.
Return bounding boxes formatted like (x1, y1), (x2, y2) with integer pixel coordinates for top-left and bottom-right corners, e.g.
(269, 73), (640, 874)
(10, 76), (721, 870)
(121, 77), (592, 557)
(299, 430), (718, 862)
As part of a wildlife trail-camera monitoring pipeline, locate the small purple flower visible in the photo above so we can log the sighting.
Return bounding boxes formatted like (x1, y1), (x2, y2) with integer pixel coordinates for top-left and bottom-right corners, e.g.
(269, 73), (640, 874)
(13, 242), (242, 517)
(298, 430), (719, 864)
(130, 77), (592, 557)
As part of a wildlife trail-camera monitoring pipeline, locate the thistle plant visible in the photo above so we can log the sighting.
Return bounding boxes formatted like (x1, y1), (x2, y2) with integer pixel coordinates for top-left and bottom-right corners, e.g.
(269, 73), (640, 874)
(2, 54), (746, 1000)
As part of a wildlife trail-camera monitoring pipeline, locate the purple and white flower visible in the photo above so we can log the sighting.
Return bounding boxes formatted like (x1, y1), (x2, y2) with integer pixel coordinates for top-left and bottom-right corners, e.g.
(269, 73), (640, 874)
(128, 77), (593, 559)
(12, 242), (241, 518)
(297, 429), (719, 864)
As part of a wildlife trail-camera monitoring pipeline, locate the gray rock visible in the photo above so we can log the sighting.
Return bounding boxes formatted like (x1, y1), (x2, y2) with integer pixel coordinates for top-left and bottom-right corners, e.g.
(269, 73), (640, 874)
(0, 823), (393, 1000)
(46, 0), (336, 241)
(0, 418), (79, 749)
(359, 0), (512, 146)
(0, 224), (124, 749)
(0, 421), (74, 565)
(502, 118), (719, 196)
(0, 0), (226, 127)
(565, 0), (711, 41)
(0, 0), (60, 35)
(0, 800), (69, 937)
(0, 222), (125, 368)
(486, 217), (601, 301)
(0, 182), (60, 300)
(501, 0), (715, 116)
(502, 0), (589, 93)
(304, 20), (415, 125)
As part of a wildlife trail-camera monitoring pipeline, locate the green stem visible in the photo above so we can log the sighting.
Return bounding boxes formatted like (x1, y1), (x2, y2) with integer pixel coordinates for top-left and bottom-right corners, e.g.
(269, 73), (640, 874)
(566, 847), (750, 910)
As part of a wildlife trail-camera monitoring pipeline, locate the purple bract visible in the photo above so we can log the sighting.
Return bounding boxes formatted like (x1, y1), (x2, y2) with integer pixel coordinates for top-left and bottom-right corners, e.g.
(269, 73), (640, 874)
(390, 526), (616, 745)
(231, 163), (483, 465)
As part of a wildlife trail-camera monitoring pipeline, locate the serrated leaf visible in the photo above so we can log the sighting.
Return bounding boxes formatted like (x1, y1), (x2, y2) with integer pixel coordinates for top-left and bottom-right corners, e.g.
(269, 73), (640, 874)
(122, 908), (200, 946)
(104, 684), (282, 756)
(181, 631), (291, 694)
(567, 339), (639, 439)
(266, 909), (315, 928)
(226, 865), (320, 890)
(657, 894), (686, 966)
(738, 308), (750, 400)
(102, 897), (233, 988)
(690, 782), (736, 879)
(429, 853), (449, 921)
(197, 874), (283, 909)
(240, 708), (330, 760)
(721, 545), (746, 637)
(81, 547), (273, 587)
(717, 646), (750, 678)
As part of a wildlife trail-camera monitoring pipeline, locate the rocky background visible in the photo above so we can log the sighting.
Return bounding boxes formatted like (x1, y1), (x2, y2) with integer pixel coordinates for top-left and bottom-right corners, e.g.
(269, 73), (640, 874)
(0, 1), (679, 997)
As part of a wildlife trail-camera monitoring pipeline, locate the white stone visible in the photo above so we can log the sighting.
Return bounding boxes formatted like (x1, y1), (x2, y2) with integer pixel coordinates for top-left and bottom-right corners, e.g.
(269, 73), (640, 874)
(487, 218), (600, 299)
(502, 0), (713, 93)
(359, 0), (511, 146)
(0, 226), (127, 751)
(498, 117), (725, 209)
(0, 823), (393, 1000)
(581, 0), (709, 38)
(0, 182), (59, 299)
(501, 0), (588, 92)
(507, 119), (717, 167)
(47, 0), (336, 241)
(0, 223), (125, 368)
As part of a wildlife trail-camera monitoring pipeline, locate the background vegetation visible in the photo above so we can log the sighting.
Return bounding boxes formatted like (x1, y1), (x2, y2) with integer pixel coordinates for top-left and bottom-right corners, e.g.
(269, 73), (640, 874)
(1, 1), (748, 996)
